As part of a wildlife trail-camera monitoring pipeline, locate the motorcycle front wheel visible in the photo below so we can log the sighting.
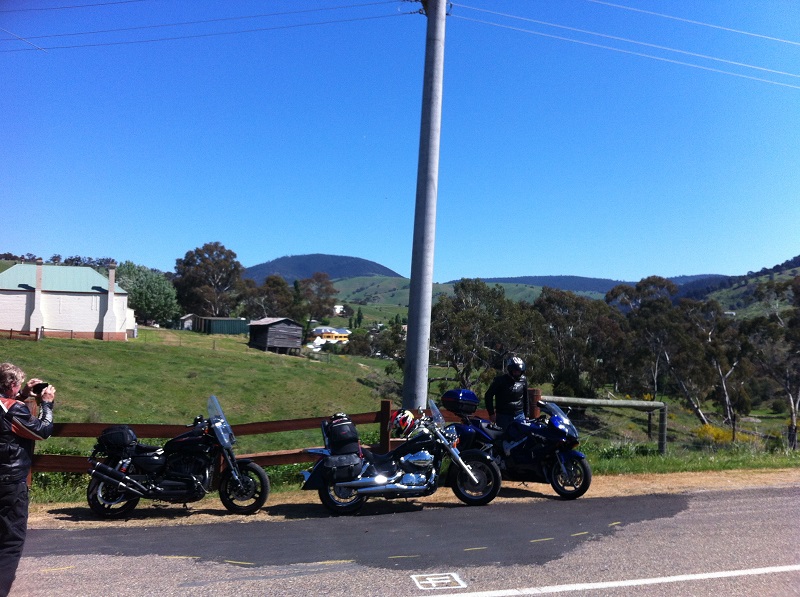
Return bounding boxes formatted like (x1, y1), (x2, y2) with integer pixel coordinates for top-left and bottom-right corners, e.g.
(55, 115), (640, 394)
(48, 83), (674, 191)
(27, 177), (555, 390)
(219, 461), (270, 515)
(451, 454), (502, 506)
(86, 467), (140, 518)
(318, 482), (366, 515)
(550, 455), (592, 499)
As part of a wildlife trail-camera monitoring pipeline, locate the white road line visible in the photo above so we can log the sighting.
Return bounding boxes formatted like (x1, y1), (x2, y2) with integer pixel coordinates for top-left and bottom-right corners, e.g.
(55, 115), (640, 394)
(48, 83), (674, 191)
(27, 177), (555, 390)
(420, 564), (800, 596)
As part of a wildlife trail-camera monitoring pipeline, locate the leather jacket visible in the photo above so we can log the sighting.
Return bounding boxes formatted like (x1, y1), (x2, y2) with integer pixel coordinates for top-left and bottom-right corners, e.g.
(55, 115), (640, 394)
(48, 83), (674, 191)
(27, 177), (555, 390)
(484, 373), (529, 417)
(0, 398), (54, 484)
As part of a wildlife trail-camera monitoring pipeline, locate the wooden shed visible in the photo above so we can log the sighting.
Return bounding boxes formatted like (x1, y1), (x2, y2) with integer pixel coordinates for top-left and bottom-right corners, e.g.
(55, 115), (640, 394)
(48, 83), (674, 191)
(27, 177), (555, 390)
(248, 317), (303, 354)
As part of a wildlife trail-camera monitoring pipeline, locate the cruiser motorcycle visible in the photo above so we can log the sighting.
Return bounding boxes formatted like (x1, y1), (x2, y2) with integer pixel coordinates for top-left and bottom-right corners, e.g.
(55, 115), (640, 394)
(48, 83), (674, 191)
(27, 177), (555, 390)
(442, 389), (592, 499)
(87, 395), (270, 517)
(301, 399), (502, 515)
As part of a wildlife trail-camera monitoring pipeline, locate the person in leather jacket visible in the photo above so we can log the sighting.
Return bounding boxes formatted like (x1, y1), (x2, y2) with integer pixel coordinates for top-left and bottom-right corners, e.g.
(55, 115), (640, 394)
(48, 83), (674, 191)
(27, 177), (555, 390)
(0, 362), (55, 597)
(484, 356), (529, 430)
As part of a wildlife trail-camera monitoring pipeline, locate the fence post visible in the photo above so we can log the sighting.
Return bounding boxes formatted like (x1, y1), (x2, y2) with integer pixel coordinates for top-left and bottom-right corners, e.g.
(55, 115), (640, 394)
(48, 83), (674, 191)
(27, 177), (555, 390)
(658, 404), (668, 455)
(529, 387), (541, 418)
(379, 399), (392, 452)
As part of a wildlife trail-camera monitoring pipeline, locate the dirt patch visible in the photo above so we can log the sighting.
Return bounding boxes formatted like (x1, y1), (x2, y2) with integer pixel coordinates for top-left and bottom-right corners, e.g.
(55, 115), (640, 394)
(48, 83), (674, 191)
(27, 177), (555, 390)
(28, 468), (800, 530)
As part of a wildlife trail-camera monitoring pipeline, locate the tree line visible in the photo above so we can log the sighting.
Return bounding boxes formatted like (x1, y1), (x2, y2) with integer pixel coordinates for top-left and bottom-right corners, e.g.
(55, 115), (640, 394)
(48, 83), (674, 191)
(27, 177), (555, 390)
(424, 276), (799, 448)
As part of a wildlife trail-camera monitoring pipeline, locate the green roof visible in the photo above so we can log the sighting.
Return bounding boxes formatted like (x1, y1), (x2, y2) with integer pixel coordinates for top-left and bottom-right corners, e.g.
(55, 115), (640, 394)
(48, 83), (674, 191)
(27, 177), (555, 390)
(0, 264), (126, 294)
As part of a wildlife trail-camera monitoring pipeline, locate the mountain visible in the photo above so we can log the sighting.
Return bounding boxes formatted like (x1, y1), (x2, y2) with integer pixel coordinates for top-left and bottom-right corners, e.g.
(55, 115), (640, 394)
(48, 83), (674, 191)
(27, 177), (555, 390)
(244, 254), (403, 285)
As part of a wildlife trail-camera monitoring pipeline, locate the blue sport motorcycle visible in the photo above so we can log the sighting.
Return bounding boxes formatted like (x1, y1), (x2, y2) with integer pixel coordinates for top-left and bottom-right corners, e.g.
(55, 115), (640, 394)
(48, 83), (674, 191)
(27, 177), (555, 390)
(441, 389), (592, 499)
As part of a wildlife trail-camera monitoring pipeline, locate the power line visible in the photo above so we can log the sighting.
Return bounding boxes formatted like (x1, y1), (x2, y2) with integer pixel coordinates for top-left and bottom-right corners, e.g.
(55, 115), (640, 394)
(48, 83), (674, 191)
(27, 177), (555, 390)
(0, 0), (147, 12)
(0, 27), (47, 51)
(450, 14), (800, 91)
(1, 11), (414, 52)
(587, 0), (800, 48)
(452, 3), (800, 81)
(0, 1), (404, 41)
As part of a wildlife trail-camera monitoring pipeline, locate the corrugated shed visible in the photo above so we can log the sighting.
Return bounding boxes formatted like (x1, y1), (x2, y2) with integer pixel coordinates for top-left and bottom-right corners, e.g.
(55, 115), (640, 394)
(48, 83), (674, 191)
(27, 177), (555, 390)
(0, 264), (126, 294)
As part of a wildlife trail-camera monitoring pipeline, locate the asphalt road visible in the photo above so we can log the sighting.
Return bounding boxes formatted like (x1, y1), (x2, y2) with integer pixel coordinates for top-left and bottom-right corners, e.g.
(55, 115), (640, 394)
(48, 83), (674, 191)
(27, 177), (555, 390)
(12, 486), (800, 596)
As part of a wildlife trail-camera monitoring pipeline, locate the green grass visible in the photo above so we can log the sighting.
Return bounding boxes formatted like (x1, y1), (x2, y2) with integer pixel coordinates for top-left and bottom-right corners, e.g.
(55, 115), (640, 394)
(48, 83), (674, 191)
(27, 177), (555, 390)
(3, 331), (796, 503)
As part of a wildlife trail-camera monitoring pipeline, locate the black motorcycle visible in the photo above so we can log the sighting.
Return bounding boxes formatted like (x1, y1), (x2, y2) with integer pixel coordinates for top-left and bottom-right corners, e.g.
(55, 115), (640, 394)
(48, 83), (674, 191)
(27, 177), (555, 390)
(443, 389), (592, 499)
(301, 399), (502, 515)
(87, 395), (270, 517)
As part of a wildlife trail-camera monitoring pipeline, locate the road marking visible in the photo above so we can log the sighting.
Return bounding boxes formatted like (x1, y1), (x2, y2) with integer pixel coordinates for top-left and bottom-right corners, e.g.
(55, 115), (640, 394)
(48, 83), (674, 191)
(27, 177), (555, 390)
(464, 547), (488, 551)
(608, 522), (621, 526)
(570, 532), (589, 537)
(390, 554), (421, 559)
(224, 560), (255, 566)
(164, 556), (199, 559)
(529, 538), (554, 543)
(425, 564), (800, 596)
(314, 560), (355, 565)
(411, 572), (467, 590)
(41, 566), (75, 573)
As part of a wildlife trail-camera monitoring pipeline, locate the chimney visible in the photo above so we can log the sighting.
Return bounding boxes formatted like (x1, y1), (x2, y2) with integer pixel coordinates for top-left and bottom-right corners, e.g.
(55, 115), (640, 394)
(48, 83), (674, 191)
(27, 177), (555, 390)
(30, 258), (44, 333)
(102, 262), (118, 340)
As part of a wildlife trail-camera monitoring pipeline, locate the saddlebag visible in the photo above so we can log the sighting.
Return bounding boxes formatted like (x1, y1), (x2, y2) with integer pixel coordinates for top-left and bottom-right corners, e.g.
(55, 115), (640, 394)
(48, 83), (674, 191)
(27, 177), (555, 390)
(322, 452), (363, 482)
(324, 413), (360, 455)
(96, 425), (137, 456)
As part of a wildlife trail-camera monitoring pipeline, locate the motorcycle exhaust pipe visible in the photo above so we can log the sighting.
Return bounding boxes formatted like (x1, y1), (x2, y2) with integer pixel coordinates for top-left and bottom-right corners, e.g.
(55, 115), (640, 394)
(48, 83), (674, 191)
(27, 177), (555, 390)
(90, 462), (148, 496)
(89, 469), (146, 497)
(356, 483), (428, 496)
(336, 471), (403, 489)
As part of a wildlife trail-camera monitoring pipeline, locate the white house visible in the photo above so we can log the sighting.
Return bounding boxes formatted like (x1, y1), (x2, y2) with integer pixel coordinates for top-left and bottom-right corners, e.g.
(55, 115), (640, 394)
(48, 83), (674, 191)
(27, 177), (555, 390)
(0, 260), (135, 341)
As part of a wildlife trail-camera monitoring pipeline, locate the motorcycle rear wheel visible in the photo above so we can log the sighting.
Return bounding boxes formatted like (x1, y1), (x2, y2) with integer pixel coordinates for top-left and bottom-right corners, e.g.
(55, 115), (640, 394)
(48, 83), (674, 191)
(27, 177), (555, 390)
(219, 461), (270, 515)
(318, 482), (366, 515)
(86, 470), (140, 518)
(452, 454), (502, 506)
(550, 456), (592, 499)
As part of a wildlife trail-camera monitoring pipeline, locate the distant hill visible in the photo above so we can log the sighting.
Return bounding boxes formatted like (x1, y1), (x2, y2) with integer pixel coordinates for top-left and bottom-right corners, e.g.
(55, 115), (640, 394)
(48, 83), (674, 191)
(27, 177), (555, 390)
(474, 275), (632, 294)
(244, 254), (403, 285)
(241, 252), (799, 318)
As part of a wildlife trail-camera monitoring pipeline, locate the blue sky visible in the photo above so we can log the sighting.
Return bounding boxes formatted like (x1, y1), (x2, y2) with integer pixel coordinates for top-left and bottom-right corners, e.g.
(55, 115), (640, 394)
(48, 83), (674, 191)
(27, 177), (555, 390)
(3, 0), (799, 283)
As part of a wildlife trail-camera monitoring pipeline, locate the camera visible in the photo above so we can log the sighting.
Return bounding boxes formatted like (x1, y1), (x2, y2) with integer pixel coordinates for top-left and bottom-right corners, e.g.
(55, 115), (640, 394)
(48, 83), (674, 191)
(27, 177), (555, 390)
(31, 382), (50, 395)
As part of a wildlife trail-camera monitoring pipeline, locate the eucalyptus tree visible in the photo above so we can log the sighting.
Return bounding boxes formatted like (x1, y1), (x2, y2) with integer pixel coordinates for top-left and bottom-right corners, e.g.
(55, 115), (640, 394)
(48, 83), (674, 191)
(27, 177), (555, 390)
(173, 242), (244, 317)
(430, 278), (548, 390)
(741, 277), (800, 448)
(534, 287), (624, 397)
(607, 276), (713, 424)
(238, 274), (294, 320)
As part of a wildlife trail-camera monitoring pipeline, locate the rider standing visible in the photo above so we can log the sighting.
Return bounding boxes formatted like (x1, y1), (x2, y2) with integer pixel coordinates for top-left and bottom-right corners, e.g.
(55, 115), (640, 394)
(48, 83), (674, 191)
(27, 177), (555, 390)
(484, 356), (529, 430)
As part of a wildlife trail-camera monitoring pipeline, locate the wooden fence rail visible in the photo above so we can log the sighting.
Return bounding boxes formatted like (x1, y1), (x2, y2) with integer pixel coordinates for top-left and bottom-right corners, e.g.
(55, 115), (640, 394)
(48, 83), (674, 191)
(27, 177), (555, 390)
(31, 395), (669, 475)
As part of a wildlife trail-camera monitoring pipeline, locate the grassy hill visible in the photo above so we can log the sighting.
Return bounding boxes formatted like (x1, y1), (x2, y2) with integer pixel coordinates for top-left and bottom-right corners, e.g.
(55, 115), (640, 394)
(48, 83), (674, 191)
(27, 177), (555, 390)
(0, 331), (396, 457)
(332, 276), (603, 311)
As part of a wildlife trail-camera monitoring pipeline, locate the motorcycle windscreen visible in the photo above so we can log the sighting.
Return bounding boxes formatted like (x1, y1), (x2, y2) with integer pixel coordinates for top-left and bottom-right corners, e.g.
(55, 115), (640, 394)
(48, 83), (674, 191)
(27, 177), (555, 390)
(208, 395), (236, 448)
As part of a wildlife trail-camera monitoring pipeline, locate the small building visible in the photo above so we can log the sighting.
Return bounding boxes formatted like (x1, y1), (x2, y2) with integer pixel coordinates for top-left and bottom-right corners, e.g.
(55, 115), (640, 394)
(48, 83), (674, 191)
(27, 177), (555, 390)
(180, 314), (195, 330)
(247, 317), (303, 354)
(189, 316), (249, 335)
(249, 317), (303, 354)
(0, 260), (134, 341)
(311, 326), (351, 344)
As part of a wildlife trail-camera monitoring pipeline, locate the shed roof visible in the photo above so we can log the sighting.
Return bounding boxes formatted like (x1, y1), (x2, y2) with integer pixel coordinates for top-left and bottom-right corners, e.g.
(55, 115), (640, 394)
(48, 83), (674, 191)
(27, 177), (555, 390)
(249, 317), (302, 327)
(0, 264), (126, 294)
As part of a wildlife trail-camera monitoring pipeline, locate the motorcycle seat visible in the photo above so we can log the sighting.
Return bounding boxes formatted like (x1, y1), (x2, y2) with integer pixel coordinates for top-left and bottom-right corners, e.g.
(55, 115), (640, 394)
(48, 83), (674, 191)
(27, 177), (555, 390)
(360, 448), (395, 466)
(134, 443), (162, 454)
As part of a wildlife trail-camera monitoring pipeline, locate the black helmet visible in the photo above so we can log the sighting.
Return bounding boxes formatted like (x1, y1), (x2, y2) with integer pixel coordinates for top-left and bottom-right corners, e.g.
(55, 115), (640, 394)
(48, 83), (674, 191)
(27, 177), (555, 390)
(506, 356), (525, 373)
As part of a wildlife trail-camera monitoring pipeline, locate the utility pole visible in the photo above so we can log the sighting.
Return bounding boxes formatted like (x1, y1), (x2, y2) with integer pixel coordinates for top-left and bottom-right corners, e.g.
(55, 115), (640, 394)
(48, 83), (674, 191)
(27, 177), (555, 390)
(403, 0), (447, 411)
